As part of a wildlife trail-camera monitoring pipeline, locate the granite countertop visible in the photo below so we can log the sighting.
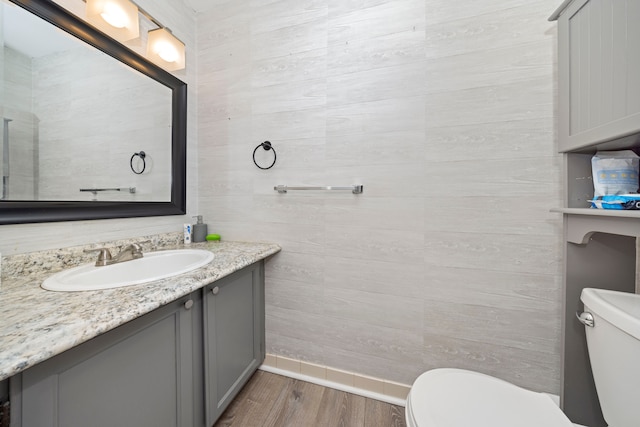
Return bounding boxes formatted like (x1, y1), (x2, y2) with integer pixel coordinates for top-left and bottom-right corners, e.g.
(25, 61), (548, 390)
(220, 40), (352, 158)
(0, 240), (280, 381)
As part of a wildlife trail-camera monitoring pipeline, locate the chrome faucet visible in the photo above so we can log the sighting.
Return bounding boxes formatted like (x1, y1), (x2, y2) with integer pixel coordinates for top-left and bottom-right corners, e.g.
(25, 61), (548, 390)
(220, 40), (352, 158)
(84, 241), (149, 266)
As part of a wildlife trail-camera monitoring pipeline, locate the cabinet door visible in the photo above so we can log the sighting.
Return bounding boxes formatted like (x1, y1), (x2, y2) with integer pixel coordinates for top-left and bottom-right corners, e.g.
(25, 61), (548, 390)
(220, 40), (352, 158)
(557, 0), (640, 151)
(204, 262), (265, 426)
(18, 294), (198, 427)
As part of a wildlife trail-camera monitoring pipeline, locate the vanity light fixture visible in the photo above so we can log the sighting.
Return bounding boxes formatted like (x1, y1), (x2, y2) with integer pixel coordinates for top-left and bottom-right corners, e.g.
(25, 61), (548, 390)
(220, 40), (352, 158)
(146, 27), (185, 71)
(86, 0), (139, 41)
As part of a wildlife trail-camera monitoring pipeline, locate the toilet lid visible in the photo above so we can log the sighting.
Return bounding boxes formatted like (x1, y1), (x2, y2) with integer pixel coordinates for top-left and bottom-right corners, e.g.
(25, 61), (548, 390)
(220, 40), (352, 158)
(408, 369), (573, 427)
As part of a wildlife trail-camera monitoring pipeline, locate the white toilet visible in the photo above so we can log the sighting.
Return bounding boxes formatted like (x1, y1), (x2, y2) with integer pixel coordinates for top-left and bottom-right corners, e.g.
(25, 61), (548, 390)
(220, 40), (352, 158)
(406, 288), (640, 427)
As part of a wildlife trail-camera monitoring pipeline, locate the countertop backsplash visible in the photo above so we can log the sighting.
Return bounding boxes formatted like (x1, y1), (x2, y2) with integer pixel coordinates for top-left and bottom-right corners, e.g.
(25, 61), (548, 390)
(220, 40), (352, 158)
(1, 232), (185, 281)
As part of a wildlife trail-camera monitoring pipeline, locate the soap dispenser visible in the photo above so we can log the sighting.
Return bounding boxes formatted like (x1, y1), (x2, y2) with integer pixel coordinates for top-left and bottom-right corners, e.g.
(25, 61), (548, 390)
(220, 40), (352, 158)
(192, 215), (208, 243)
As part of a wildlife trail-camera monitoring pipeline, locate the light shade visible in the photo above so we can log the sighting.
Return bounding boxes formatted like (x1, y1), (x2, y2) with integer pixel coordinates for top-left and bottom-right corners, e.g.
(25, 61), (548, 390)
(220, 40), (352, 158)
(86, 0), (139, 42)
(146, 28), (186, 71)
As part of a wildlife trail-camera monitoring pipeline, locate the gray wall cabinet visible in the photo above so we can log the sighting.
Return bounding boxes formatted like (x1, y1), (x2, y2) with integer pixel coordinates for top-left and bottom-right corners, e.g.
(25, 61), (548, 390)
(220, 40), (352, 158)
(10, 260), (265, 427)
(554, 0), (640, 153)
(551, 1), (640, 426)
(203, 262), (265, 426)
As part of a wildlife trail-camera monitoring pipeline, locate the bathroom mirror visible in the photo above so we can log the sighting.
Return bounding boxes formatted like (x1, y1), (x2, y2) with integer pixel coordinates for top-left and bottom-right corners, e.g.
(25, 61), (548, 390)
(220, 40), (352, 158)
(0, 0), (186, 224)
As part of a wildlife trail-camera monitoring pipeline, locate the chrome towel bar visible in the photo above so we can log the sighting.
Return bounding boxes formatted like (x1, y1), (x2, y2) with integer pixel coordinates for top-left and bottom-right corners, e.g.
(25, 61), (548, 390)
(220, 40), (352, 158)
(274, 185), (363, 194)
(80, 187), (136, 195)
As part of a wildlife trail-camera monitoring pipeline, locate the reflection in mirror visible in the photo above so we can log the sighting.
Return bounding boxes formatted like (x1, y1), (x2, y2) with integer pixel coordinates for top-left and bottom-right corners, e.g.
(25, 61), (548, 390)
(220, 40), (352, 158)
(0, 0), (186, 224)
(1, 1), (171, 202)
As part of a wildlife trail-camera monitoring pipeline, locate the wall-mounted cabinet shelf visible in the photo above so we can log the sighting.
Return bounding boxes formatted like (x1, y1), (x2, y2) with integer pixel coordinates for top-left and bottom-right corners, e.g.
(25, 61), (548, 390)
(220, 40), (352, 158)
(553, 0), (640, 153)
(551, 0), (640, 426)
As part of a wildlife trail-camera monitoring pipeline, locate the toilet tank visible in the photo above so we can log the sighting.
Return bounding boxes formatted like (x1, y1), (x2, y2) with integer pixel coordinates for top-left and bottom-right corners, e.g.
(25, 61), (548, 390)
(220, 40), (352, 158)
(580, 288), (640, 427)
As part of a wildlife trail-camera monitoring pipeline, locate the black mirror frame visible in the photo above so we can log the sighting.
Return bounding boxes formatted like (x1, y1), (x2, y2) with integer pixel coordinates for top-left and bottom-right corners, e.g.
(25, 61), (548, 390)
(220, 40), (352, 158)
(1, 0), (187, 225)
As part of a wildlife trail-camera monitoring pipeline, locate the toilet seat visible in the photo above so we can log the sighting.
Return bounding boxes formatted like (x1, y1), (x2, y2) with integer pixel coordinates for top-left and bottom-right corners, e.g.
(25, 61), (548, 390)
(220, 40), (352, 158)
(406, 369), (574, 427)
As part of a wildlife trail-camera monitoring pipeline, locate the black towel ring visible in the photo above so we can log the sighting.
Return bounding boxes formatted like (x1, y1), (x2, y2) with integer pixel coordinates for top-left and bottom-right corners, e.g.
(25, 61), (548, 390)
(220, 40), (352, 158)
(130, 151), (146, 174)
(253, 141), (277, 170)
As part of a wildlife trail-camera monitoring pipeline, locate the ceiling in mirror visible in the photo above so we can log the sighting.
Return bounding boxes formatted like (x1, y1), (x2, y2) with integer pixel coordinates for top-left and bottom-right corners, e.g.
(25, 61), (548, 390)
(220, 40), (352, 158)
(0, 0), (186, 224)
(3, 2), (77, 57)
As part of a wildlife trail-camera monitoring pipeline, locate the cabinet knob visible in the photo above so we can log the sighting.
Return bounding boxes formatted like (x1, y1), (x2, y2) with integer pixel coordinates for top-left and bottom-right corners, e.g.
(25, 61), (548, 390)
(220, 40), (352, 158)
(211, 286), (219, 295)
(184, 299), (194, 310)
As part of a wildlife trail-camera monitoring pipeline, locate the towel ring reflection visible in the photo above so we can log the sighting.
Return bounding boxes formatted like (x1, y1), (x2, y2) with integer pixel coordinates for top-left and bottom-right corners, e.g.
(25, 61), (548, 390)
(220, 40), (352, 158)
(130, 151), (146, 174)
(253, 141), (277, 170)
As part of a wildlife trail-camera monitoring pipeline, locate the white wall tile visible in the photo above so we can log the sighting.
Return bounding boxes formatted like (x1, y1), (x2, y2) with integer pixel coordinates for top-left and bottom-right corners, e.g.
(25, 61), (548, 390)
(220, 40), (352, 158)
(323, 287), (423, 330)
(196, 0), (563, 394)
(267, 306), (328, 346)
(248, 222), (326, 255)
(324, 197), (424, 231)
(424, 3), (556, 60)
(251, 0), (328, 35)
(424, 0), (532, 26)
(327, 62), (426, 106)
(251, 48), (327, 87)
(252, 194), (325, 225)
(326, 130), (425, 167)
(251, 79), (327, 115)
(251, 19), (328, 61)
(265, 251), (325, 284)
(425, 77), (553, 128)
(323, 255), (426, 299)
(422, 265), (562, 311)
(266, 277), (325, 314)
(252, 108), (327, 141)
(425, 118), (555, 161)
(423, 194), (562, 236)
(325, 226), (424, 264)
(327, 96), (425, 136)
(320, 316), (425, 365)
(422, 156), (559, 197)
(422, 299), (560, 352)
(425, 40), (553, 94)
(328, 0), (425, 45)
(422, 333), (560, 392)
(424, 231), (562, 275)
(327, 30), (425, 76)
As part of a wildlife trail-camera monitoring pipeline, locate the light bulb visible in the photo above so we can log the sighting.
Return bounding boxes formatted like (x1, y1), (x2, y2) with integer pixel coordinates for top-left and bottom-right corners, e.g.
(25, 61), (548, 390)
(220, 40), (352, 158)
(100, 3), (129, 28)
(155, 41), (179, 63)
(146, 28), (185, 70)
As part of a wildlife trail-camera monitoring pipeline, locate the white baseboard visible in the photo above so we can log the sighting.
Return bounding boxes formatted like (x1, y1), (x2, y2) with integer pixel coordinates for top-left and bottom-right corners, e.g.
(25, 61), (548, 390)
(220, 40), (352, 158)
(259, 354), (409, 407)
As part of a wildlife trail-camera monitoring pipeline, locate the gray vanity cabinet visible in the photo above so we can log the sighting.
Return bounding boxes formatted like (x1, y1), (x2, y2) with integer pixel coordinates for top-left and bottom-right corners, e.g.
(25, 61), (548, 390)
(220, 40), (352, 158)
(10, 260), (267, 427)
(16, 293), (201, 427)
(203, 262), (265, 426)
(554, 0), (640, 152)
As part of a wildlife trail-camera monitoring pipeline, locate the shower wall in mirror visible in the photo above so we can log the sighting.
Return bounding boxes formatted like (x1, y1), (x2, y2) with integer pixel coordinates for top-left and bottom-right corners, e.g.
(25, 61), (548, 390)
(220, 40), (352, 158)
(0, 1), (172, 202)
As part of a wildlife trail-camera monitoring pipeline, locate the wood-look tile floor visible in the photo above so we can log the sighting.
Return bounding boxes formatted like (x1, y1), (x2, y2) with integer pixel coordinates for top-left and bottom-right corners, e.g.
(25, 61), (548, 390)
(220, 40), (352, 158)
(213, 370), (406, 427)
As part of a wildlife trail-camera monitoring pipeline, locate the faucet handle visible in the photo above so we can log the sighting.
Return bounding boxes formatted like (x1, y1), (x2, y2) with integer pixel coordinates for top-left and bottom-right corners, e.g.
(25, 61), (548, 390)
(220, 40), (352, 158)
(123, 241), (149, 259)
(133, 240), (151, 249)
(83, 247), (113, 266)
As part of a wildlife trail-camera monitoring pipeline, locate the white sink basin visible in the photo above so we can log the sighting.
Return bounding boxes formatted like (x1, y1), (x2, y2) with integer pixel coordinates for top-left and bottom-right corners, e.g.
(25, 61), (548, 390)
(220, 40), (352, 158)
(42, 249), (214, 292)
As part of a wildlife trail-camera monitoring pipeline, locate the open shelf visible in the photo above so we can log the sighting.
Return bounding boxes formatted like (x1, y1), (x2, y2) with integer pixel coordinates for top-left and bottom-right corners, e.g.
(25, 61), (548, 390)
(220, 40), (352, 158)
(554, 208), (640, 243)
(553, 207), (640, 217)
